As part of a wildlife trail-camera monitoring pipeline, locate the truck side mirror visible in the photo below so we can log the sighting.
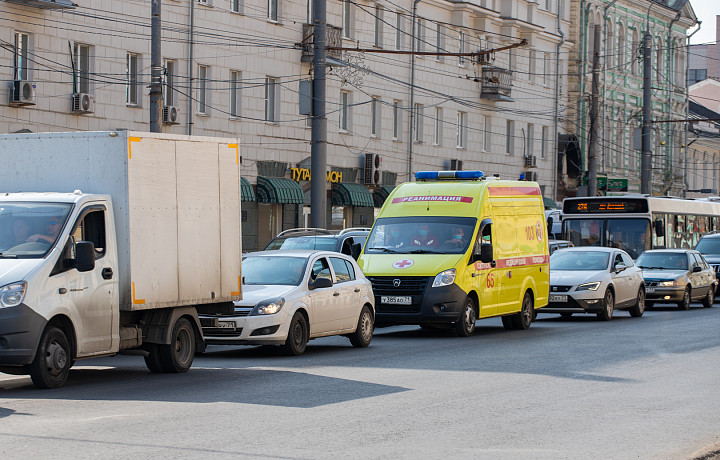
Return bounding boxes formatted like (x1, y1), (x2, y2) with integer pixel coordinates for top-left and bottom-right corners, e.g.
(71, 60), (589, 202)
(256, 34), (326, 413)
(480, 243), (493, 264)
(350, 242), (362, 260)
(75, 241), (96, 272)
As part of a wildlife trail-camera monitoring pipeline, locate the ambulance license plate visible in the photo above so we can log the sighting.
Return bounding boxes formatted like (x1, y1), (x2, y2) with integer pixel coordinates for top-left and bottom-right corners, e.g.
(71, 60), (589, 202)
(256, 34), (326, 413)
(217, 321), (236, 329)
(549, 295), (568, 303)
(381, 296), (412, 305)
(645, 287), (655, 294)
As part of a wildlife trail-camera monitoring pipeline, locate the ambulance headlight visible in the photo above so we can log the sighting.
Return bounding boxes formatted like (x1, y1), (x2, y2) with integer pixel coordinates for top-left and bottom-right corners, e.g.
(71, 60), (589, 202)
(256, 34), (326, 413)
(432, 269), (456, 288)
(0, 281), (27, 308)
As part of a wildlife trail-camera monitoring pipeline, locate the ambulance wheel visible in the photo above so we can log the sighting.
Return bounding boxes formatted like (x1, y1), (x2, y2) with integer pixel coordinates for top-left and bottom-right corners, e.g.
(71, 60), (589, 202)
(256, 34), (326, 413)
(512, 291), (534, 330)
(157, 317), (195, 373)
(454, 297), (476, 337)
(29, 326), (72, 389)
(501, 316), (516, 330)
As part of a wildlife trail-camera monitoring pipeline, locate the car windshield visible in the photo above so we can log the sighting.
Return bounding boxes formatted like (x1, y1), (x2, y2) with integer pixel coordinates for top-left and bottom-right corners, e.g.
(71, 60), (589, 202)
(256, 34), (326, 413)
(695, 238), (720, 256)
(364, 216), (477, 255)
(636, 252), (688, 270)
(549, 251), (610, 271)
(0, 202), (73, 258)
(265, 236), (339, 252)
(242, 256), (308, 285)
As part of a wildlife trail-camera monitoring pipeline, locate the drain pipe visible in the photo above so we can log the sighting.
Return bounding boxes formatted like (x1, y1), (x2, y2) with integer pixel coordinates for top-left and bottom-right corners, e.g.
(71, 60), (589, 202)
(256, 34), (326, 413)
(186, 0), (195, 135)
(600, 0), (619, 174)
(552, 6), (565, 201)
(406, 0), (421, 181)
(684, 20), (701, 197)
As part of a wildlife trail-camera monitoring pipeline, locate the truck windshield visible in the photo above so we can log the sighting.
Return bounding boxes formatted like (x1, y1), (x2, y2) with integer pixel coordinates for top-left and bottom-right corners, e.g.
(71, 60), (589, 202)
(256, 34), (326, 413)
(365, 216), (477, 255)
(242, 256), (309, 286)
(0, 202), (73, 258)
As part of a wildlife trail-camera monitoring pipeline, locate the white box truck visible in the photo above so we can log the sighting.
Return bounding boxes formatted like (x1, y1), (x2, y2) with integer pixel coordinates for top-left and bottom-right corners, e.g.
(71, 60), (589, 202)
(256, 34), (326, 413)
(0, 131), (243, 388)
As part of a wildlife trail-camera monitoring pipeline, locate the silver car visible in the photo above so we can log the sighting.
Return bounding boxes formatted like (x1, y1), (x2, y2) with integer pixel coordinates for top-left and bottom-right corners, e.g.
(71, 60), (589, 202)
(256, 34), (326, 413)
(540, 247), (645, 320)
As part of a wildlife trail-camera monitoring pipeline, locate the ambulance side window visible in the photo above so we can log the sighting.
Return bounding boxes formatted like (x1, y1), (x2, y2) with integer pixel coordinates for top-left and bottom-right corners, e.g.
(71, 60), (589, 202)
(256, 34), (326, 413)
(475, 223), (492, 254)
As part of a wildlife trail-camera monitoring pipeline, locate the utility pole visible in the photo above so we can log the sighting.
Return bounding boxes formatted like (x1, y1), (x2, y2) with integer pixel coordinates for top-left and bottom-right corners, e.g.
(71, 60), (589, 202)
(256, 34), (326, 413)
(149, 0), (162, 133)
(587, 27), (601, 197)
(310, 0), (327, 228)
(641, 33), (652, 194)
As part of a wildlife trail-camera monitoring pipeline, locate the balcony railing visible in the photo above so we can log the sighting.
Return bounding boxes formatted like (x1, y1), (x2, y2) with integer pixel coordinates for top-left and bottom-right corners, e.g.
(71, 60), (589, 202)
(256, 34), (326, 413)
(480, 66), (513, 100)
(300, 23), (343, 63)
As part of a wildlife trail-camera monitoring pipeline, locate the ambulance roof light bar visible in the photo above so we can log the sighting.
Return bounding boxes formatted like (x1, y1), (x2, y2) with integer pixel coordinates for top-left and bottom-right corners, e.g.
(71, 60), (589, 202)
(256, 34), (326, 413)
(415, 170), (484, 181)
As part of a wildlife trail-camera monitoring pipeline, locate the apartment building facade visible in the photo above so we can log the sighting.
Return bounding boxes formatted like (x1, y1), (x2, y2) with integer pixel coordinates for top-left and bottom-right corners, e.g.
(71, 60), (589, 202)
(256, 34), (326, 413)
(1, 0), (570, 250)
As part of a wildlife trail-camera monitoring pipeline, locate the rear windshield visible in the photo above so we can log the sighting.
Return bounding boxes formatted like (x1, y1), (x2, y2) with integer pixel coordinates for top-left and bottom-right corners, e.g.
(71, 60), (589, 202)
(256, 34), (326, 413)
(264, 236), (339, 251)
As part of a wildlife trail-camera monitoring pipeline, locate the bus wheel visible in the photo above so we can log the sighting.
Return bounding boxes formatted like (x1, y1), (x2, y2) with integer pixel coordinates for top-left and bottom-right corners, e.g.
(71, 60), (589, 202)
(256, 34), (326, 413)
(454, 297), (476, 337)
(512, 292), (534, 330)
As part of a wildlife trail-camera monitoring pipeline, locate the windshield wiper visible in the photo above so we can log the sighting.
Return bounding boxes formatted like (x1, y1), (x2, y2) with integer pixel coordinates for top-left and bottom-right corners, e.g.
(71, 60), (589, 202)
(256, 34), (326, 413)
(0, 253), (16, 259)
(638, 266), (666, 270)
(409, 249), (442, 254)
(370, 247), (401, 253)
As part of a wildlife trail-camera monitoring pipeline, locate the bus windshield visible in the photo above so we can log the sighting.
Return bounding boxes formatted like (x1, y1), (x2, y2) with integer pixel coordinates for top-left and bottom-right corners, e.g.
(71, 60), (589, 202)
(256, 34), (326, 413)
(365, 216), (477, 254)
(563, 218), (650, 259)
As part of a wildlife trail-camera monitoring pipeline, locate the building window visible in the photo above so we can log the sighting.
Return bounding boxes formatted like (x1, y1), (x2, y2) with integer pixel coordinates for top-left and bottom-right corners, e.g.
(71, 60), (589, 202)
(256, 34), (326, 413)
(434, 107), (442, 146)
(231, 0), (242, 13)
(617, 25), (626, 69)
(197, 64), (209, 114)
(413, 103), (423, 142)
(542, 53), (549, 85)
(689, 69), (707, 85)
(268, 0), (278, 21)
(339, 90), (351, 131)
(13, 32), (30, 81)
(73, 43), (92, 94)
(342, 0), (353, 39)
(458, 31), (465, 67)
(393, 100), (402, 140)
(526, 123), (534, 157)
(435, 23), (444, 63)
(541, 126), (548, 159)
(374, 5), (383, 48)
(126, 53), (140, 105)
(655, 38), (663, 83)
(415, 18), (425, 54)
(265, 76), (278, 122)
(545, 0), (552, 11)
(371, 96), (381, 137)
(631, 30), (639, 76)
(395, 12), (404, 50)
(163, 59), (176, 106)
(230, 70), (241, 117)
(529, 50), (536, 82)
(506, 120), (515, 154)
(483, 116), (491, 151)
(456, 111), (466, 148)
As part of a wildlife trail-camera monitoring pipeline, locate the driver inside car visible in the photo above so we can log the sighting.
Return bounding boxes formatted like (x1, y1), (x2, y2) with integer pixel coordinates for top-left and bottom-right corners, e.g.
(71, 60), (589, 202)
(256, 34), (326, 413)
(27, 219), (62, 244)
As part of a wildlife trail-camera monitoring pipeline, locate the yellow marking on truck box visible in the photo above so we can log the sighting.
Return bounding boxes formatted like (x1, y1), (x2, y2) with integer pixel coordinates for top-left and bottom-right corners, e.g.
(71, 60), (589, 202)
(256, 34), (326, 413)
(228, 143), (239, 164)
(132, 282), (145, 305)
(232, 276), (241, 296)
(128, 137), (141, 159)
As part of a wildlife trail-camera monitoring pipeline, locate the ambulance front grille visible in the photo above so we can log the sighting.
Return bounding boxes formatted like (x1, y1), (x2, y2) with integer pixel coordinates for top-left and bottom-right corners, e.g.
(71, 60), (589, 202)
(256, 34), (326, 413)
(367, 276), (429, 297)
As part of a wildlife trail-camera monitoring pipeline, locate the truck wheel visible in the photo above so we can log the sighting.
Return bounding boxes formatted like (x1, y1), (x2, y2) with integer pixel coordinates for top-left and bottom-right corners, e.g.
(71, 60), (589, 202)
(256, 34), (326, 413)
(629, 288), (645, 317)
(454, 297), (477, 337)
(29, 326), (72, 389)
(144, 344), (165, 373)
(157, 318), (195, 373)
(596, 289), (614, 321)
(283, 312), (308, 356)
(511, 291), (534, 330)
(349, 306), (374, 347)
(702, 287), (714, 308)
(677, 287), (690, 310)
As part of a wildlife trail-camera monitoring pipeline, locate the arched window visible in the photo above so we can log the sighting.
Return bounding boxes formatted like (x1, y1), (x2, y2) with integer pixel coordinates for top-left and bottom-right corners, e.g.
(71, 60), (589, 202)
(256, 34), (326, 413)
(616, 117), (623, 167)
(606, 19), (614, 68)
(617, 24), (626, 69)
(587, 14), (597, 61)
(631, 29), (639, 76)
(656, 37), (663, 83)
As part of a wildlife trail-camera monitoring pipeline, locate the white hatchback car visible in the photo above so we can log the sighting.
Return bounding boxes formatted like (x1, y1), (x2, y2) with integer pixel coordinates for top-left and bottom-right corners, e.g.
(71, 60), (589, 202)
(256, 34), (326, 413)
(539, 247), (646, 320)
(200, 250), (375, 355)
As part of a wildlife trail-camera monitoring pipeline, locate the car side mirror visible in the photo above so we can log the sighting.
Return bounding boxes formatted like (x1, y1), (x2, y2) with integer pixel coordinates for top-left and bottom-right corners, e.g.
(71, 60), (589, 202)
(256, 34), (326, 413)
(614, 264), (627, 273)
(692, 265), (702, 273)
(310, 277), (333, 290)
(480, 243), (493, 264)
(75, 241), (95, 272)
(350, 242), (362, 260)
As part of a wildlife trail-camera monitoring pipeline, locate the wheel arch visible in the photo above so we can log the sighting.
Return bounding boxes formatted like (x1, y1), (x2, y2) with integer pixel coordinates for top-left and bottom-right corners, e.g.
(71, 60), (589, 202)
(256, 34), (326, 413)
(467, 290), (479, 315)
(294, 307), (310, 335)
(47, 314), (77, 360)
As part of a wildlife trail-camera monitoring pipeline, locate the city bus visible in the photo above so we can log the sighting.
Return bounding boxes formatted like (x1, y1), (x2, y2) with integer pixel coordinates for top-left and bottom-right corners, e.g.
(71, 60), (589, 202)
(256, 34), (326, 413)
(561, 196), (720, 258)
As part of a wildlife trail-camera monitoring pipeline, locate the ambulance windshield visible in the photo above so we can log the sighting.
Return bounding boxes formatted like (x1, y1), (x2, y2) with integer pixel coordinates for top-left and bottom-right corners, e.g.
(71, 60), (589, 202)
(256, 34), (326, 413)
(365, 216), (476, 254)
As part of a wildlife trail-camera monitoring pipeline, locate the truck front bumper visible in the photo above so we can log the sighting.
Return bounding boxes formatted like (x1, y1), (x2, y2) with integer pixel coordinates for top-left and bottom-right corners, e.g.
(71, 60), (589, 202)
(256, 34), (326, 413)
(0, 304), (47, 367)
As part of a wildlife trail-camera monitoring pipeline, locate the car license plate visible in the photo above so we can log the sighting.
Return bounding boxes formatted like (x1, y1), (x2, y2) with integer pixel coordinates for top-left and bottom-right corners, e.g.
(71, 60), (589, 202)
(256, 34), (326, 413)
(381, 295), (412, 305)
(645, 287), (655, 294)
(549, 295), (568, 303)
(217, 321), (236, 329)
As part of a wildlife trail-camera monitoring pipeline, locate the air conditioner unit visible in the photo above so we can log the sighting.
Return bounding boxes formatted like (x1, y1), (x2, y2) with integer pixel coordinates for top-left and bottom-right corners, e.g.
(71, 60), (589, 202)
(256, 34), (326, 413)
(163, 105), (179, 124)
(72, 93), (93, 113)
(476, 51), (493, 65)
(364, 153), (382, 185)
(525, 155), (537, 168)
(10, 80), (36, 106)
(450, 159), (463, 171)
(525, 171), (538, 182)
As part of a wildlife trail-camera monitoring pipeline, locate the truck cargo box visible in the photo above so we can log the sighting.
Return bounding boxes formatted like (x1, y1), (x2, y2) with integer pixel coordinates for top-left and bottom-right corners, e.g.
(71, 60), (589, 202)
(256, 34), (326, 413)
(0, 131), (243, 310)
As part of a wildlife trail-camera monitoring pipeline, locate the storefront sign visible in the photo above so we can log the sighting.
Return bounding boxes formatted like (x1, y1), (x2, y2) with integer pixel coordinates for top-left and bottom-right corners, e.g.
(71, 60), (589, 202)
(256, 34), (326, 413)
(290, 167), (343, 183)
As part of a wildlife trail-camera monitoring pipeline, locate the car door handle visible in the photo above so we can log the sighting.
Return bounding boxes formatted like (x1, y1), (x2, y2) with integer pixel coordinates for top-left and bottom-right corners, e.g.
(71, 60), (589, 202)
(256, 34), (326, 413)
(333, 292), (341, 296)
(354, 288), (360, 292)
(102, 267), (113, 280)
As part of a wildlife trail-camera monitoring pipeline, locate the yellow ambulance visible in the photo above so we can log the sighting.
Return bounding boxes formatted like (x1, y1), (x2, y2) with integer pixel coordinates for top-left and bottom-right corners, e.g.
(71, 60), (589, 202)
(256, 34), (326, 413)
(358, 170), (549, 336)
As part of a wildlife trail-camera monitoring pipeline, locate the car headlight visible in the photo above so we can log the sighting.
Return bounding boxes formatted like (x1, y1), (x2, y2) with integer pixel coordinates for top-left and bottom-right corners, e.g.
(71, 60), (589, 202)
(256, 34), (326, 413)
(658, 280), (676, 287)
(250, 297), (285, 316)
(576, 282), (601, 291)
(432, 269), (456, 288)
(0, 282), (27, 308)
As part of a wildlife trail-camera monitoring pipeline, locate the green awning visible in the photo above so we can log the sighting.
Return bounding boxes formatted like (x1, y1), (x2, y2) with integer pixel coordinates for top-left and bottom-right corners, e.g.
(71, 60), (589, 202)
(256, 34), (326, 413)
(241, 177), (256, 202)
(257, 176), (304, 204)
(543, 196), (559, 209)
(373, 185), (396, 207)
(332, 182), (374, 207)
